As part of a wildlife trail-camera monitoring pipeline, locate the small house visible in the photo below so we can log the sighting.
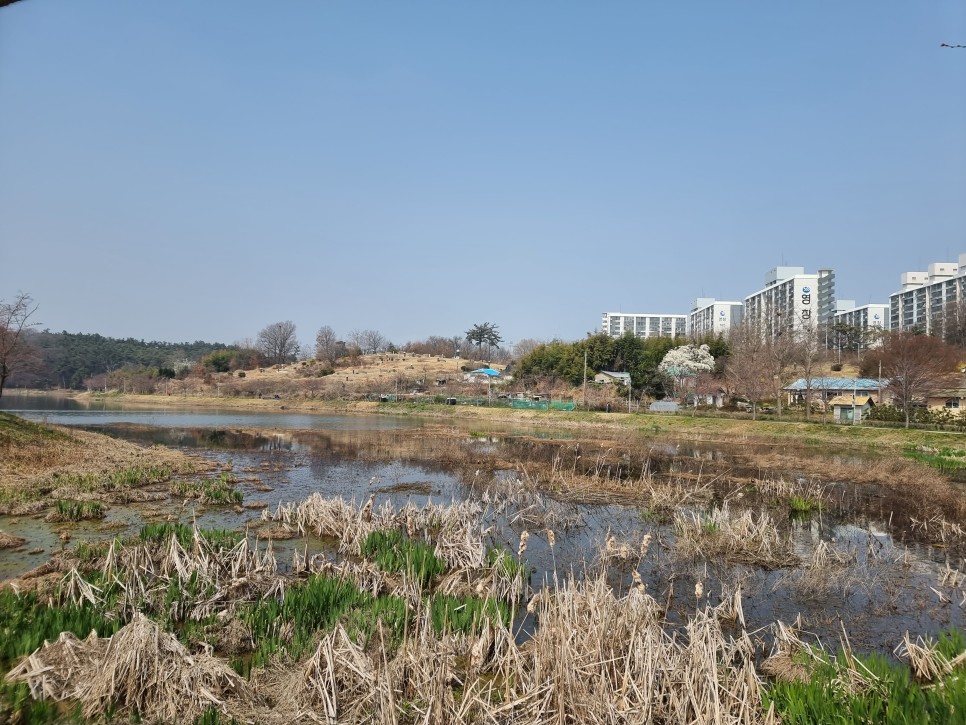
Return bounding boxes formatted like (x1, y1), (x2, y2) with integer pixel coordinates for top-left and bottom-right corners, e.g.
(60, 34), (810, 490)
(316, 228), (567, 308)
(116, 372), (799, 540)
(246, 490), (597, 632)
(926, 389), (966, 412)
(827, 395), (875, 423)
(594, 371), (632, 386)
(784, 378), (887, 407)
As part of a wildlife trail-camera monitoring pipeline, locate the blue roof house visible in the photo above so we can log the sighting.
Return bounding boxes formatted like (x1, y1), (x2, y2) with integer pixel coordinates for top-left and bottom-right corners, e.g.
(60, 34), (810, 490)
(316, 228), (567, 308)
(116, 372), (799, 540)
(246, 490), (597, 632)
(784, 378), (887, 406)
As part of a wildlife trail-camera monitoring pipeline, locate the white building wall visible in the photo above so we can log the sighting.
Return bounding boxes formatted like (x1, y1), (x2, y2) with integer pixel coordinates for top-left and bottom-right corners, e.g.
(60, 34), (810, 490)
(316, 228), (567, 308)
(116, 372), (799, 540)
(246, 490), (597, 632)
(601, 312), (687, 339)
(889, 257), (966, 335)
(688, 300), (743, 338)
(832, 303), (890, 346)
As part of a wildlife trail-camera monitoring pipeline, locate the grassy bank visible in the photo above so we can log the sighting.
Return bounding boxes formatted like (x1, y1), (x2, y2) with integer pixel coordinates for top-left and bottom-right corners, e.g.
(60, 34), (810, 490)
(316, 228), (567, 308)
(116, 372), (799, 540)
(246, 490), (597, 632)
(57, 389), (966, 453)
(0, 411), (206, 514)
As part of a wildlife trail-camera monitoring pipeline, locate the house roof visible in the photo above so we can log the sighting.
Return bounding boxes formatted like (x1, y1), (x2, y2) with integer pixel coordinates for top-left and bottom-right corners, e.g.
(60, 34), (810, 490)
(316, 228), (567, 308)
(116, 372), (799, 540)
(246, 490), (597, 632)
(785, 378), (885, 391)
(828, 395), (875, 406)
(596, 371), (631, 382)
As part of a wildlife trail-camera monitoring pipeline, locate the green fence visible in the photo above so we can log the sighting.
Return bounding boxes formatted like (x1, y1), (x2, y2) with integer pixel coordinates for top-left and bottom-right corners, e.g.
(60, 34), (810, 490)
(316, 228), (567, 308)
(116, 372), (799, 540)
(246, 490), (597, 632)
(510, 399), (576, 411)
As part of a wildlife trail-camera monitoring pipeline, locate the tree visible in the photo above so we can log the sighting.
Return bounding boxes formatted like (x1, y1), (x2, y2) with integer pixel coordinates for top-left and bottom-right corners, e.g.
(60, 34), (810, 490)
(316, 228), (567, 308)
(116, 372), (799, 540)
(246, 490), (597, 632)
(794, 322), (825, 419)
(465, 322), (502, 360)
(256, 321), (299, 365)
(0, 292), (40, 398)
(657, 344), (715, 403)
(725, 322), (771, 420)
(359, 329), (386, 355)
(879, 332), (962, 428)
(513, 338), (544, 360)
(314, 325), (340, 365)
(766, 331), (800, 418)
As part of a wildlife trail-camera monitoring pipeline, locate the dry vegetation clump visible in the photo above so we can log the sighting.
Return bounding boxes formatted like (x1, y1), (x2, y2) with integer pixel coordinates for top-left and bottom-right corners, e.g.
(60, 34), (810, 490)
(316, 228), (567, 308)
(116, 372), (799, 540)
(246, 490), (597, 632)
(674, 504), (799, 569)
(895, 632), (966, 683)
(9, 573), (773, 724)
(0, 530), (26, 549)
(263, 493), (489, 570)
(775, 540), (859, 598)
(7, 614), (254, 723)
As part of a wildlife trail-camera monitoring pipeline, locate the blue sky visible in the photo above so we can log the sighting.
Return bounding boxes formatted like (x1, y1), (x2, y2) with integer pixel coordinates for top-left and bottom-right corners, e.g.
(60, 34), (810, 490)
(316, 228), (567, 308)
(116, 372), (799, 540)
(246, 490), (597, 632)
(1, 1), (964, 351)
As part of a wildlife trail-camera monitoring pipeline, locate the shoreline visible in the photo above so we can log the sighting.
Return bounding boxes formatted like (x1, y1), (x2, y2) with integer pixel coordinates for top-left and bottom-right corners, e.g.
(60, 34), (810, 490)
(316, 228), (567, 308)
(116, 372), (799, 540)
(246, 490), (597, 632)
(5, 388), (963, 452)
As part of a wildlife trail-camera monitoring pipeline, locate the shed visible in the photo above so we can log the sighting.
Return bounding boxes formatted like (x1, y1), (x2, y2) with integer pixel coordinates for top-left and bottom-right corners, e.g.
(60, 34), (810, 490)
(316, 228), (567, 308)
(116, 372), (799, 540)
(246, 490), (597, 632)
(594, 371), (632, 386)
(827, 395), (875, 423)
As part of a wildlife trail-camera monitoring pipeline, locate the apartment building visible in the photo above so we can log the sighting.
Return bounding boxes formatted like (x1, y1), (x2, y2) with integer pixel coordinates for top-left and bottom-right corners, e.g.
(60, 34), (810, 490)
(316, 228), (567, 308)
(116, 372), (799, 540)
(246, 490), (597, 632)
(831, 302), (890, 347)
(742, 266), (835, 338)
(601, 312), (687, 339)
(688, 298), (744, 338)
(889, 257), (966, 337)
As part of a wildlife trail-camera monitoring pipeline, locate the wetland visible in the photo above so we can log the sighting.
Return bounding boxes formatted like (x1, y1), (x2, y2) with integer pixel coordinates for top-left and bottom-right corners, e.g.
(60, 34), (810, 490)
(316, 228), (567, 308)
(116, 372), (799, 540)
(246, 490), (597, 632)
(2, 394), (966, 723)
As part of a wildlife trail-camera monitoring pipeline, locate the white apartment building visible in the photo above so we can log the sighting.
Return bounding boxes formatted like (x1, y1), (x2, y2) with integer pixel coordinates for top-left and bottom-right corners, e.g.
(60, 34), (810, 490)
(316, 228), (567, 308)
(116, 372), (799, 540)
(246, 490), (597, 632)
(601, 312), (687, 339)
(831, 302), (890, 347)
(688, 298), (743, 338)
(889, 257), (966, 336)
(742, 266), (835, 338)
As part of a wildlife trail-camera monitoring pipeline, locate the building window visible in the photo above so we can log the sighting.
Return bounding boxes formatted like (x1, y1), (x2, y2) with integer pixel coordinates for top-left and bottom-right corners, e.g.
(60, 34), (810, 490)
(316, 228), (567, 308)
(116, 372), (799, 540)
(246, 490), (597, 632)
(945, 399), (960, 409)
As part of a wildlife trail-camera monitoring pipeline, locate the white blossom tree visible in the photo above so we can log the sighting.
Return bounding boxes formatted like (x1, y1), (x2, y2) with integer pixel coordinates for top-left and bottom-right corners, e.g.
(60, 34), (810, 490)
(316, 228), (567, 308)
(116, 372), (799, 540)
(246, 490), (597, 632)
(658, 344), (715, 404)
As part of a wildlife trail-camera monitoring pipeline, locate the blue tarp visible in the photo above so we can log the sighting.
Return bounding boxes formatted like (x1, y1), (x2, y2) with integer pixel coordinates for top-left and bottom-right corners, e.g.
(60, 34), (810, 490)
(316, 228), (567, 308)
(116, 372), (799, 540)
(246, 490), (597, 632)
(470, 368), (501, 376)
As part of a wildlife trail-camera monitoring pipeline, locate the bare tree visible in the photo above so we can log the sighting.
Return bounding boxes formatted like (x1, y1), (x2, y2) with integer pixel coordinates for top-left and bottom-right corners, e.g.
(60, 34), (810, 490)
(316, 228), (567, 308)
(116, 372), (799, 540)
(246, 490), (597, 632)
(359, 329), (386, 355)
(794, 322), (825, 419)
(315, 325), (340, 365)
(767, 332), (800, 418)
(0, 292), (41, 398)
(880, 332), (961, 428)
(256, 320), (299, 365)
(725, 322), (771, 420)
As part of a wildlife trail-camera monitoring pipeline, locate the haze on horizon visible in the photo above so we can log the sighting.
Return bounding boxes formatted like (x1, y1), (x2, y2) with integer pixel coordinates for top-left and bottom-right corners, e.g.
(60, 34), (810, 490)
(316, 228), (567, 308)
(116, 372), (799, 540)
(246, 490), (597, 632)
(1, 1), (964, 350)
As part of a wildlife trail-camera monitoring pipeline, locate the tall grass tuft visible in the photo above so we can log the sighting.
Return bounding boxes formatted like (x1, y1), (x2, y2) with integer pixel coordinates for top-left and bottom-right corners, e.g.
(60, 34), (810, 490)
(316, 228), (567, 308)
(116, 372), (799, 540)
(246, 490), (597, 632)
(49, 500), (105, 522)
(361, 529), (447, 588)
(428, 594), (509, 635)
(173, 472), (243, 505)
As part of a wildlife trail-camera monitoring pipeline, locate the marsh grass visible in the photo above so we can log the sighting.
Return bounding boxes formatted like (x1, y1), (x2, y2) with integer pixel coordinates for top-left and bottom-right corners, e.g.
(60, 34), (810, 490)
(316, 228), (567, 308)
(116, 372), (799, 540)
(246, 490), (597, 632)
(173, 472), (243, 505)
(46, 500), (105, 522)
(360, 530), (447, 589)
(674, 504), (799, 568)
(764, 630), (966, 724)
(904, 445), (966, 473)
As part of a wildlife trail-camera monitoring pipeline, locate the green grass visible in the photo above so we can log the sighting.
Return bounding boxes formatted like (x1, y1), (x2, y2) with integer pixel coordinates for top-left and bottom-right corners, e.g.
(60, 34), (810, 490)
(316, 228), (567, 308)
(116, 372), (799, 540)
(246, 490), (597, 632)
(429, 594), (510, 634)
(74, 540), (112, 563)
(172, 472), (243, 505)
(0, 411), (72, 445)
(360, 529), (447, 589)
(764, 631), (966, 724)
(0, 588), (122, 674)
(138, 522), (242, 550)
(485, 546), (529, 580)
(788, 496), (821, 516)
(904, 445), (966, 473)
(53, 499), (105, 521)
(237, 574), (407, 673)
(50, 464), (173, 494)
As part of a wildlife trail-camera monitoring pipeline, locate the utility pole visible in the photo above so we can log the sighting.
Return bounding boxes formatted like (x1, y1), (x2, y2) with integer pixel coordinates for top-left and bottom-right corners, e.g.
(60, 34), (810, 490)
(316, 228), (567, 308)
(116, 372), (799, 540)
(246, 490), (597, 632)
(852, 378), (858, 425)
(582, 349), (588, 409)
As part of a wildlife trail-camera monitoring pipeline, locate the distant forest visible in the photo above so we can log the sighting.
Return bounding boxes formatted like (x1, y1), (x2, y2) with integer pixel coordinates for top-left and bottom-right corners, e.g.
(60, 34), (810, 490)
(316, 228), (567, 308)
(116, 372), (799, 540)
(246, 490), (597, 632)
(19, 331), (234, 389)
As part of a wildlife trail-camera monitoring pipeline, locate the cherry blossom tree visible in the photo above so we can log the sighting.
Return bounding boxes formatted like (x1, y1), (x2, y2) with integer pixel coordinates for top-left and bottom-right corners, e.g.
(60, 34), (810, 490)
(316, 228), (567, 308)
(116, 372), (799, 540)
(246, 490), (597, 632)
(658, 344), (715, 404)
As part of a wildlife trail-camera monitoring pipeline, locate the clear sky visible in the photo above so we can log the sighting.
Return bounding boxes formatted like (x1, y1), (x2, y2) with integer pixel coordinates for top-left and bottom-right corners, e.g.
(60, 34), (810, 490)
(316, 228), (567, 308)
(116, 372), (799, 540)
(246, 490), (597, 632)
(1, 1), (964, 351)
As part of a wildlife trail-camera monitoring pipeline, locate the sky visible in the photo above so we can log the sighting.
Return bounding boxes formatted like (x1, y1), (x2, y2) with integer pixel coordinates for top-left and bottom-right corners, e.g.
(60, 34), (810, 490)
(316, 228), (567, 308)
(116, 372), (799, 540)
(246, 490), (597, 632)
(1, 1), (965, 352)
